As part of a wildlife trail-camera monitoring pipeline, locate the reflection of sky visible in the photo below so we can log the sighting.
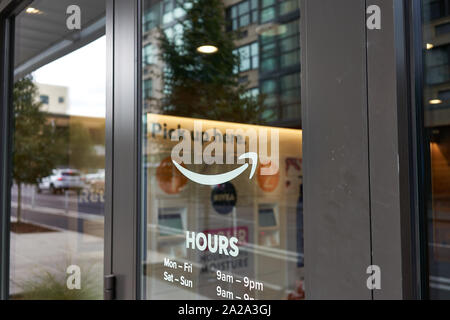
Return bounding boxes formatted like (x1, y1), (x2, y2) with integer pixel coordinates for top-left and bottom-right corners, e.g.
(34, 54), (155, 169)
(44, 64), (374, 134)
(33, 36), (106, 118)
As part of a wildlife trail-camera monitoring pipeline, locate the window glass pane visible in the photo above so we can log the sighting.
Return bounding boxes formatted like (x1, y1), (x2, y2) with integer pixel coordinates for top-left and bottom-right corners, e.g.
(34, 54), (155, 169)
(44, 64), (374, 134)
(251, 42), (258, 54)
(280, 0), (298, 15)
(262, 0), (275, 8)
(252, 56), (259, 68)
(284, 20), (299, 37)
(280, 36), (299, 52)
(421, 0), (450, 299)
(238, 46), (250, 59)
(281, 51), (299, 68)
(141, 0), (303, 300)
(261, 80), (276, 93)
(231, 6), (237, 18)
(261, 42), (276, 56)
(261, 57), (277, 71)
(261, 7), (276, 23)
(238, 1), (250, 14)
(252, 11), (258, 23)
(11, 0), (106, 299)
(239, 14), (250, 27)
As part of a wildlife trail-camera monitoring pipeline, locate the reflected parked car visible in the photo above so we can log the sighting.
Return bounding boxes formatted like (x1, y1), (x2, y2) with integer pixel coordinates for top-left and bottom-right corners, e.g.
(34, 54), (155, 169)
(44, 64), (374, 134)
(37, 169), (85, 194)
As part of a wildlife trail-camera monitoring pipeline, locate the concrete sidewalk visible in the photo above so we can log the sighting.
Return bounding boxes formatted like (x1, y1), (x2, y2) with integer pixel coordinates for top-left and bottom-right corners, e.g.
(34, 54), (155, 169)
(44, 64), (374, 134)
(9, 226), (103, 297)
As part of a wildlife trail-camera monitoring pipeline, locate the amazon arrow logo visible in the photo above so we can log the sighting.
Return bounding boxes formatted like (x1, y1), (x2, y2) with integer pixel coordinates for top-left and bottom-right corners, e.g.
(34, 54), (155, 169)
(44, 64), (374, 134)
(170, 120), (279, 185)
(172, 152), (258, 185)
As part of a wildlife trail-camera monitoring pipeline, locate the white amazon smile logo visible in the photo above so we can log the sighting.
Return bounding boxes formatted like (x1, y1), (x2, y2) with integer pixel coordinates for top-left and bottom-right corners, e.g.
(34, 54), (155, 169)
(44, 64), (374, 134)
(172, 152), (258, 185)
(170, 121), (279, 185)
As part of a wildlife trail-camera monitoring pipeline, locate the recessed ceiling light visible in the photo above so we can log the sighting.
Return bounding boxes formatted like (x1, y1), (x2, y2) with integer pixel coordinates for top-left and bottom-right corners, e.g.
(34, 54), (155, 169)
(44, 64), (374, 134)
(430, 99), (442, 105)
(26, 7), (42, 14)
(426, 43), (434, 50)
(196, 45), (218, 54)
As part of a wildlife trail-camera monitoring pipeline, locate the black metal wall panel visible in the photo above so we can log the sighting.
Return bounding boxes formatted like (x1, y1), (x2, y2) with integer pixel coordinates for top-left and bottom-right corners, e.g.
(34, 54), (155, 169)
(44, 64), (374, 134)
(0, 9), (13, 301)
(301, 0), (372, 299)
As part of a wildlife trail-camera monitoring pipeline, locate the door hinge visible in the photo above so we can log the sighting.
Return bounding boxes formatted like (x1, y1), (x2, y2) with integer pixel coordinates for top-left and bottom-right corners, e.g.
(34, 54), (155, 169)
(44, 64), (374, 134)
(104, 274), (115, 300)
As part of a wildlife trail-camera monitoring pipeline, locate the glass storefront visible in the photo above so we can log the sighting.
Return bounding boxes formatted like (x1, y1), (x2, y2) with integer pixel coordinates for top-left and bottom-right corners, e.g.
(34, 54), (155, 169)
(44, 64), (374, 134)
(9, 0), (106, 299)
(140, 0), (304, 299)
(421, 0), (450, 299)
(2, 0), (449, 301)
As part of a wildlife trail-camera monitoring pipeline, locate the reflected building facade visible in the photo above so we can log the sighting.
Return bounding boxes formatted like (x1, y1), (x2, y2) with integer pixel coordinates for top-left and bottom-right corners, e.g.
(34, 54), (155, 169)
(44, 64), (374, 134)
(423, 0), (450, 299)
(142, 0), (301, 128)
(140, 0), (304, 300)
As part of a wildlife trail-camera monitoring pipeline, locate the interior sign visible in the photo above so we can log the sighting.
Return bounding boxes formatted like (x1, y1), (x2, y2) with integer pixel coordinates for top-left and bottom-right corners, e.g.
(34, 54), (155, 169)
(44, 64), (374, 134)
(211, 182), (237, 214)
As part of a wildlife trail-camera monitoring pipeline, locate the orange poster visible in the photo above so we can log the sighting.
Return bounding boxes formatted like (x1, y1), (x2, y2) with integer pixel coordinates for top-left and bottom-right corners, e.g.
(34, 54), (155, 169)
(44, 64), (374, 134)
(156, 157), (188, 194)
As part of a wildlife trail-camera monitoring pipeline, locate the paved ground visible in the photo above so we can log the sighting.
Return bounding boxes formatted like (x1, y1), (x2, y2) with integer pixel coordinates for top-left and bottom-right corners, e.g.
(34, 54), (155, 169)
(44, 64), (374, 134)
(9, 222), (103, 297)
(9, 184), (104, 297)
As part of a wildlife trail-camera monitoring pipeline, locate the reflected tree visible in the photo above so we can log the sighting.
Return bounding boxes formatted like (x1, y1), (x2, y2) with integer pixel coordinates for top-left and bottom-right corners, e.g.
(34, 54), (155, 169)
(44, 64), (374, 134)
(68, 122), (100, 171)
(160, 0), (266, 124)
(12, 76), (59, 223)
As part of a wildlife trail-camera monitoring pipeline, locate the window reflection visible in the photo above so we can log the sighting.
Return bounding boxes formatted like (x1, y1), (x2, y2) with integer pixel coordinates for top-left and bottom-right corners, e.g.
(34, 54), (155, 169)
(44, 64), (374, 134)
(141, 0), (303, 300)
(422, 0), (450, 299)
(10, 0), (106, 300)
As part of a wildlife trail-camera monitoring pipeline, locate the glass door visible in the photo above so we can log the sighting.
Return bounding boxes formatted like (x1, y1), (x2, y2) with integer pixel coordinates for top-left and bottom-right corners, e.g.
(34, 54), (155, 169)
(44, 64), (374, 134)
(6, 0), (107, 299)
(140, 0), (305, 300)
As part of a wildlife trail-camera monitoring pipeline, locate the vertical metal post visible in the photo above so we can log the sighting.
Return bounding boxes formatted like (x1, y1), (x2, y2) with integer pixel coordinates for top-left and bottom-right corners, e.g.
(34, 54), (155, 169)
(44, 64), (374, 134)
(301, 0), (372, 299)
(109, 0), (141, 300)
(0, 7), (13, 301)
(366, 0), (416, 299)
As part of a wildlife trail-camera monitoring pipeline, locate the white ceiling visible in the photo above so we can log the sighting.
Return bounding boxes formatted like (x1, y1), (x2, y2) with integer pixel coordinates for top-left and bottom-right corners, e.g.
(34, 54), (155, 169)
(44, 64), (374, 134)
(14, 0), (105, 77)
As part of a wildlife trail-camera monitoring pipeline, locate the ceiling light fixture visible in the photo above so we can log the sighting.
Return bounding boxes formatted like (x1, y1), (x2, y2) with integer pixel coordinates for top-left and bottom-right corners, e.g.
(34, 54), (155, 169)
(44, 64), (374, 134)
(26, 7), (42, 14)
(196, 45), (218, 54)
(429, 99), (442, 105)
(426, 43), (434, 50)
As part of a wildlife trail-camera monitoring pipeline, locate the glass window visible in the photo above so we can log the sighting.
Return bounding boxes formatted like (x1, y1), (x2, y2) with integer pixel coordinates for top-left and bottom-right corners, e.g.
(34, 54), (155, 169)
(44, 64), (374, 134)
(39, 95), (49, 105)
(421, 0), (450, 299)
(143, 43), (156, 66)
(226, 0), (258, 31)
(143, 79), (153, 99)
(143, 2), (161, 32)
(261, 7), (276, 23)
(260, 20), (300, 73)
(10, 1), (106, 299)
(281, 51), (300, 68)
(261, 57), (277, 72)
(426, 45), (450, 85)
(233, 42), (259, 72)
(262, 0), (275, 8)
(425, 0), (450, 20)
(280, 0), (299, 15)
(141, 0), (304, 300)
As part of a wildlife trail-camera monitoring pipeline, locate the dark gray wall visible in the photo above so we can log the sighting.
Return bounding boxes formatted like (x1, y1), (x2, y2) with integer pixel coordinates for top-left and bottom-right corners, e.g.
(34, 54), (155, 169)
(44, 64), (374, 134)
(301, 0), (414, 299)
(301, 0), (372, 299)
